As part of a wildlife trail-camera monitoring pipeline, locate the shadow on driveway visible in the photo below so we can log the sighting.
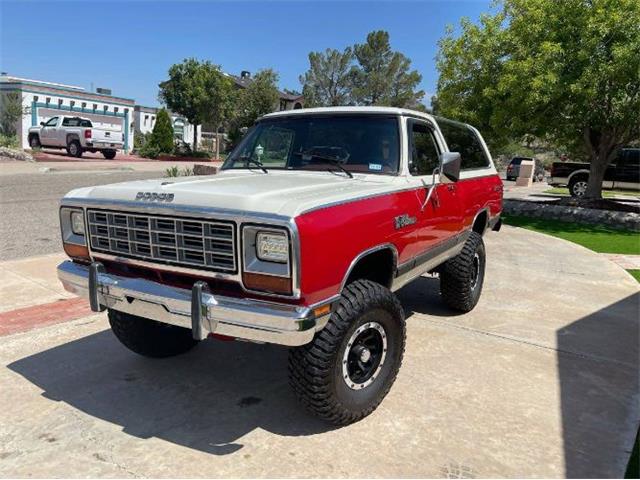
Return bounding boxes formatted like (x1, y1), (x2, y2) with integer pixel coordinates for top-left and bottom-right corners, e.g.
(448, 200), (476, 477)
(7, 331), (334, 455)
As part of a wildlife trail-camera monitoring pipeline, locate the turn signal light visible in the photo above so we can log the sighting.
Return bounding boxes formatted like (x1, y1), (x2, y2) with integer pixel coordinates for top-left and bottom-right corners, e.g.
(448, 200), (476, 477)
(63, 242), (90, 261)
(242, 272), (292, 295)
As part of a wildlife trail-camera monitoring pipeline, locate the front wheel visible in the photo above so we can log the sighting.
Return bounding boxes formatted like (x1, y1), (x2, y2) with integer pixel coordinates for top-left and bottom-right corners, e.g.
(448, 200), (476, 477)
(440, 231), (486, 312)
(102, 149), (117, 160)
(108, 309), (199, 358)
(289, 280), (406, 425)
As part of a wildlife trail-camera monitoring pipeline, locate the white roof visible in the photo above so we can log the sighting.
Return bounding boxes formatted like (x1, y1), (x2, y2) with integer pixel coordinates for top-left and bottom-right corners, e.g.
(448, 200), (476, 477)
(261, 106), (435, 121)
(0, 75), (84, 91)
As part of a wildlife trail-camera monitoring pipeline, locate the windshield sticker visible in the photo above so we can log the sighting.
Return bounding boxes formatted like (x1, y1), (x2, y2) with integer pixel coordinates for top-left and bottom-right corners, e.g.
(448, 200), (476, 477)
(369, 163), (382, 171)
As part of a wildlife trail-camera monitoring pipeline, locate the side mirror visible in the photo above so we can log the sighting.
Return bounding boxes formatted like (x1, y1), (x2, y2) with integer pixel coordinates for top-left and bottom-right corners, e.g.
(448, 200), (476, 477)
(40, 122), (45, 126)
(440, 152), (461, 182)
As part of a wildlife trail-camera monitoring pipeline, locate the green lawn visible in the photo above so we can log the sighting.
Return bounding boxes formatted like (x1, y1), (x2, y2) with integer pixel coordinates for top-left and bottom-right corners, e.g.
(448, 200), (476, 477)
(627, 270), (640, 283)
(503, 215), (640, 255)
(544, 187), (639, 198)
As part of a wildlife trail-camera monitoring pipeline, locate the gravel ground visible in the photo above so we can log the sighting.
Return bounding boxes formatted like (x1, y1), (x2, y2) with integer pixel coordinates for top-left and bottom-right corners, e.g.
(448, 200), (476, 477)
(0, 171), (161, 261)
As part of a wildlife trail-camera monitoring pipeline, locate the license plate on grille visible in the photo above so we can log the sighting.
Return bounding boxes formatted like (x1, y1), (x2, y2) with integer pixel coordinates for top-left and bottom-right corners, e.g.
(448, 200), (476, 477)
(87, 209), (236, 272)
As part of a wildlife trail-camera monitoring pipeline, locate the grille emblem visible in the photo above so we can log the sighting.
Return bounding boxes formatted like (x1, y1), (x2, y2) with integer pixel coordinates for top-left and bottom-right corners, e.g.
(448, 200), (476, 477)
(136, 192), (174, 202)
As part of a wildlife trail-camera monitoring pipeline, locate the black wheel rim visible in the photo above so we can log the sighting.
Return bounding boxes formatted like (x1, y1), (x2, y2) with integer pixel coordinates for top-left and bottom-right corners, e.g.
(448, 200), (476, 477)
(471, 252), (481, 290)
(342, 322), (387, 390)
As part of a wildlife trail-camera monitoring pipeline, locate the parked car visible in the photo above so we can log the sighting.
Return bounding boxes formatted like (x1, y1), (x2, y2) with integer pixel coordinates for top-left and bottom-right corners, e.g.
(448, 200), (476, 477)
(56, 107), (503, 425)
(506, 156), (545, 182)
(549, 147), (640, 197)
(28, 116), (123, 159)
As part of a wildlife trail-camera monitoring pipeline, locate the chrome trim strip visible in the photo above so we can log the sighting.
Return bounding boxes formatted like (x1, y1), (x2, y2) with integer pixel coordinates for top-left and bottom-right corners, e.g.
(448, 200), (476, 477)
(391, 231), (470, 291)
(58, 260), (321, 346)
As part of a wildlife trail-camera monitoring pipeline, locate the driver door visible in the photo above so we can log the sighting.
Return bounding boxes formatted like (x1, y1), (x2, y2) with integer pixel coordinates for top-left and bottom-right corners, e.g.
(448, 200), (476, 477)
(404, 119), (463, 262)
(40, 116), (59, 146)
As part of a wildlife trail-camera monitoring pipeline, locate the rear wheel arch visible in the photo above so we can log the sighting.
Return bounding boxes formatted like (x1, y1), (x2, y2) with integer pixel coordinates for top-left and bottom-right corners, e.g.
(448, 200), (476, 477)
(28, 133), (41, 148)
(471, 208), (489, 236)
(342, 245), (397, 290)
(66, 133), (80, 146)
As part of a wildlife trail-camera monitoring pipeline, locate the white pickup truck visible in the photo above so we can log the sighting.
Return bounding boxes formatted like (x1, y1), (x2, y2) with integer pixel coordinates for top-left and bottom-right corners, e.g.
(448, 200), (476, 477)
(28, 116), (123, 159)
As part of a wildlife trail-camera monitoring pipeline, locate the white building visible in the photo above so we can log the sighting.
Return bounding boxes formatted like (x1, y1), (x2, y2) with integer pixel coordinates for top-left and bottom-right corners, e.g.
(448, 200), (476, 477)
(0, 75), (135, 152)
(133, 105), (200, 148)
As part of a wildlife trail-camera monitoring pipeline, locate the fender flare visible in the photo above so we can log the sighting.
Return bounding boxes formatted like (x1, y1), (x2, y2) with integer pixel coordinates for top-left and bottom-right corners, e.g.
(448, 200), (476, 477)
(567, 169), (590, 182)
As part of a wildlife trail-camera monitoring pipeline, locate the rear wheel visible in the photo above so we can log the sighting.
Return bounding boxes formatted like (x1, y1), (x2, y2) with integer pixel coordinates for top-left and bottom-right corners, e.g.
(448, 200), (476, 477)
(102, 149), (117, 160)
(440, 231), (486, 312)
(568, 175), (588, 197)
(108, 309), (199, 358)
(289, 280), (406, 425)
(67, 140), (83, 158)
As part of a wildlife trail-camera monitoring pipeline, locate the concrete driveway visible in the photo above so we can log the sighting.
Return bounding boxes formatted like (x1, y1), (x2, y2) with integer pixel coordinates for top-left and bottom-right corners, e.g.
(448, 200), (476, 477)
(0, 227), (638, 478)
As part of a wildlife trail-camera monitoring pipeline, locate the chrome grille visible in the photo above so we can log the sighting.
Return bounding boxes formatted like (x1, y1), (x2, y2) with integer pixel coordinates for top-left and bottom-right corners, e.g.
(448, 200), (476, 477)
(87, 209), (236, 272)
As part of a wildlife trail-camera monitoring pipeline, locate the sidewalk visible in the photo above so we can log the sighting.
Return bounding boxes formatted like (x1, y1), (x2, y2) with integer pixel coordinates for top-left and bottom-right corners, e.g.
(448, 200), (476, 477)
(0, 253), (91, 335)
(0, 158), (223, 175)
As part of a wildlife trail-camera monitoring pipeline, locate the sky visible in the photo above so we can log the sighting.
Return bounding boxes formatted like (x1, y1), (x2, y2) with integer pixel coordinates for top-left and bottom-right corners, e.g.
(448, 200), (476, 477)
(0, 0), (493, 107)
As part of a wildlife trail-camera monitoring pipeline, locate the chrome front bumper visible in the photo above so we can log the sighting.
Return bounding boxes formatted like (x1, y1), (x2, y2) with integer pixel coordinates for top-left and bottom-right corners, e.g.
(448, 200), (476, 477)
(57, 260), (329, 346)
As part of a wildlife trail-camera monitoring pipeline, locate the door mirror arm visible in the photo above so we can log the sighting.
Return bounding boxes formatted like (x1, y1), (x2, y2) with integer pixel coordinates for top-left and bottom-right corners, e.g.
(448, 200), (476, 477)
(421, 167), (440, 211)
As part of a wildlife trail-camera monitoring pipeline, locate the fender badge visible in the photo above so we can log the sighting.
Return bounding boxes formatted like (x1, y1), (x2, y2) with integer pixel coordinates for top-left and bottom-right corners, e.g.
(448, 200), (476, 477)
(394, 214), (417, 230)
(135, 192), (175, 202)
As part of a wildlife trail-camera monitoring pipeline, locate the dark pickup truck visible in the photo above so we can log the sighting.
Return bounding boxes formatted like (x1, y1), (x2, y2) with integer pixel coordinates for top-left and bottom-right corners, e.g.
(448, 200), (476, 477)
(549, 148), (640, 197)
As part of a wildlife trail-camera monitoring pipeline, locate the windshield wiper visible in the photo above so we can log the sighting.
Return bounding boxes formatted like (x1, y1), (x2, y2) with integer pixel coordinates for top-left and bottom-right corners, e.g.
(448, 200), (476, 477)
(293, 150), (353, 178)
(240, 154), (268, 174)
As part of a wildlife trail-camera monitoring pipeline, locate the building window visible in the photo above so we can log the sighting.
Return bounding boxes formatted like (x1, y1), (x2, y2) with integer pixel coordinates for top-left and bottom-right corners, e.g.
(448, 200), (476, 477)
(144, 115), (148, 126)
(93, 104), (98, 110)
(114, 107), (119, 113)
(46, 97), (51, 104)
(33, 96), (39, 102)
(58, 99), (63, 106)
(81, 102), (87, 109)
(103, 106), (108, 112)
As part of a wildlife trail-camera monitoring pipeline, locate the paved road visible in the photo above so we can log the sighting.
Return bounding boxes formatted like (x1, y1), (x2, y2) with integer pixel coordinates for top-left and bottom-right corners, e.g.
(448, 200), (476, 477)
(0, 171), (161, 261)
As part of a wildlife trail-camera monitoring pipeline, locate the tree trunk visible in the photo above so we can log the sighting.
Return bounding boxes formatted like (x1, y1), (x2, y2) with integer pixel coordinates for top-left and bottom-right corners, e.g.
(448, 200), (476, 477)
(215, 124), (220, 161)
(582, 127), (619, 201)
(193, 123), (198, 152)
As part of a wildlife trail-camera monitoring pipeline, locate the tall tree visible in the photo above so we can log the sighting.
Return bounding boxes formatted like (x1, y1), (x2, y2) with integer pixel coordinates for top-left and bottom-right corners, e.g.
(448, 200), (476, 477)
(159, 58), (235, 155)
(436, 0), (640, 200)
(235, 69), (281, 127)
(351, 30), (424, 108)
(299, 48), (355, 107)
(150, 108), (174, 153)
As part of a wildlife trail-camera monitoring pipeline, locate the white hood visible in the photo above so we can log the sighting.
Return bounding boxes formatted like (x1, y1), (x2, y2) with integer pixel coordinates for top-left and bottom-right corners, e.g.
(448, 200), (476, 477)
(65, 169), (405, 218)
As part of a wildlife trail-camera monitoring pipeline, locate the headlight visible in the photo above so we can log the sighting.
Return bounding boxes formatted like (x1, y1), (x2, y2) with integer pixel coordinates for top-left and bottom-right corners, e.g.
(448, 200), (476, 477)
(70, 211), (85, 235)
(256, 231), (289, 263)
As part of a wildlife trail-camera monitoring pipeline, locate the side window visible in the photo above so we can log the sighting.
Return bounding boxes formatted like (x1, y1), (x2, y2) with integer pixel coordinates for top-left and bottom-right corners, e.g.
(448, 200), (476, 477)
(409, 121), (440, 176)
(44, 117), (58, 127)
(436, 118), (490, 169)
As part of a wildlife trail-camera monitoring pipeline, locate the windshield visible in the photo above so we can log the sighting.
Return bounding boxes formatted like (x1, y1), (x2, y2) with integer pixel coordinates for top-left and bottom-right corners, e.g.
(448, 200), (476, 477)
(223, 115), (400, 175)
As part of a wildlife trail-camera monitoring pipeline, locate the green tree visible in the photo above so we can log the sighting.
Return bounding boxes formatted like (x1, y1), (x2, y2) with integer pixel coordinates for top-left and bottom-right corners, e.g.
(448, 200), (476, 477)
(151, 108), (174, 153)
(159, 58), (235, 156)
(0, 91), (25, 135)
(436, 0), (640, 200)
(352, 31), (424, 108)
(235, 69), (281, 127)
(300, 48), (355, 107)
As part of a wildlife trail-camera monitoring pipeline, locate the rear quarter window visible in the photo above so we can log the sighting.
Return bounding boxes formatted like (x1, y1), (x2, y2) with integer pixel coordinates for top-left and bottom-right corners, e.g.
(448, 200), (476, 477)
(436, 118), (491, 170)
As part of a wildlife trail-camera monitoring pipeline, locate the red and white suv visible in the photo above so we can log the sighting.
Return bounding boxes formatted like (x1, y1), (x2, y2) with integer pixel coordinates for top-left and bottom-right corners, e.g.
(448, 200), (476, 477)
(57, 107), (503, 424)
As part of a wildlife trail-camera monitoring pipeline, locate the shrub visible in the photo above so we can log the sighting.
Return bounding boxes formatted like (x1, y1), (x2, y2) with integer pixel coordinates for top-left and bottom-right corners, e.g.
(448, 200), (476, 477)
(138, 143), (161, 159)
(0, 134), (19, 148)
(133, 131), (151, 150)
(151, 109), (174, 154)
(164, 165), (194, 177)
